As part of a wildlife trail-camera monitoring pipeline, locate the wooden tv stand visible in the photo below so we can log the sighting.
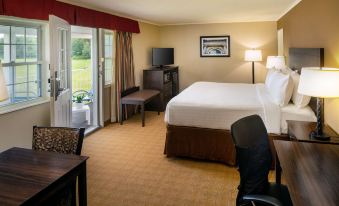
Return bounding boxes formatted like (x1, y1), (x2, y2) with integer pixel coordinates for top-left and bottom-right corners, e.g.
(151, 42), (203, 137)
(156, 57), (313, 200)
(143, 66), (179, 111)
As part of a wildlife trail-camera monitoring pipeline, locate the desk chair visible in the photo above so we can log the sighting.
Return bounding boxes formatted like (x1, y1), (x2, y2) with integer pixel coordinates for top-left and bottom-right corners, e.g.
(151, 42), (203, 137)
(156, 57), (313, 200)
(33, 126), (85, 206)
(231, 115), (292, 206)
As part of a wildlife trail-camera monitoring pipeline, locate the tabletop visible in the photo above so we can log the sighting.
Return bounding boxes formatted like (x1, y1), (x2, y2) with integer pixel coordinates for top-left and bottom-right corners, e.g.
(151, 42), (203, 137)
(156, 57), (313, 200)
(0, 147), (88, 205)
(274, 140), (339, 206)
(287, 120), (339, 144)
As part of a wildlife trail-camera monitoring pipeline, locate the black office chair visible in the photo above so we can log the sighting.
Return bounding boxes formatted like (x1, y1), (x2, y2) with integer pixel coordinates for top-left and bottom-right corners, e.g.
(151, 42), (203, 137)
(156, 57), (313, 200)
(231, 115), (293, 206)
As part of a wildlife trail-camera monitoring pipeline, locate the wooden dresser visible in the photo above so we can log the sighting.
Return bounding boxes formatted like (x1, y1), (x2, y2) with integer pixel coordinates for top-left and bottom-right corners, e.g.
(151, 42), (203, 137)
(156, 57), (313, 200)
(143, 66), (179, 111)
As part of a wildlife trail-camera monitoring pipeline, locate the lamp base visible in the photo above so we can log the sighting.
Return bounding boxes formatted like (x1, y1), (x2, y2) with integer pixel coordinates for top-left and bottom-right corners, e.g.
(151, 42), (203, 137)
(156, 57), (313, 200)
(310, 131), (331, 141)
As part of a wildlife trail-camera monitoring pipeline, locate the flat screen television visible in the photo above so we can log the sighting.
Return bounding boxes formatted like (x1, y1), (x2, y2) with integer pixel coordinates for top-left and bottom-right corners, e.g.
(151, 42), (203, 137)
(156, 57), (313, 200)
(152, 48), (174, 67)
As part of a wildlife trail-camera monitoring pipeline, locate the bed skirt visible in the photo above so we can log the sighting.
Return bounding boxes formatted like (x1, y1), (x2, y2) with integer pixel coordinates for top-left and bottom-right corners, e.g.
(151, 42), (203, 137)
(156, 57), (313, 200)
(164, 124), (289, 166)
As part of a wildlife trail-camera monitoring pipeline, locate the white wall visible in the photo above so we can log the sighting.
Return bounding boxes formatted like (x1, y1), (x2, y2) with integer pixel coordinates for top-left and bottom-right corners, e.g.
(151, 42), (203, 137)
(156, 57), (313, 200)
(0, 103), (50, 152)
(159, 22), (278, 89)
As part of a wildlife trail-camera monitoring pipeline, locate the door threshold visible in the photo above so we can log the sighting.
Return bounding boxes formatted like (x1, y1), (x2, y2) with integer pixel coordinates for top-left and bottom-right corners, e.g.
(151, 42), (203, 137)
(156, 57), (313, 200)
(84, 126), (100, 136)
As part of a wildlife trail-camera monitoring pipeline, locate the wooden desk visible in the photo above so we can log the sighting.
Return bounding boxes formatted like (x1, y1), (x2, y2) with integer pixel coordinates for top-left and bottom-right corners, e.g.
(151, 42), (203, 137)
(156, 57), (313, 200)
(287, 120), (339, 144)
(120, 89), (160, 127)
(274, 140), (339, 206)
(0, 147), (89, 206)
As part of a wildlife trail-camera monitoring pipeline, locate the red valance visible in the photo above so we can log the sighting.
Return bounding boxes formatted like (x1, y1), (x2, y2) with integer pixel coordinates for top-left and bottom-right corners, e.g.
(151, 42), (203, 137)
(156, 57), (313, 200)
(75, 6), (114, 29)
(1, 0), (140, 33)
(3, 0), (53, 20)
(115, 16), (140, 34)
(52, 1), (76, 25)
(75, 6), (95, 28)
(75, 6), (139, 33)
(0, 0), (4, 15)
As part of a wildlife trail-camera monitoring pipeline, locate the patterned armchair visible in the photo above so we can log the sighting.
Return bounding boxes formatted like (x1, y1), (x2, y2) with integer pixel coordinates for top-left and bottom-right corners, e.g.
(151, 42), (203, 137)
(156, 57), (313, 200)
(32, 126), (85, 206)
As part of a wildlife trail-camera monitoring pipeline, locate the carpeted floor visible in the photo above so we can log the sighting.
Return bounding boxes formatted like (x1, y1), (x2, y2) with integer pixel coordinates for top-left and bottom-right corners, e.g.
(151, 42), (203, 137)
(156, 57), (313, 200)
(82, 112), (274, 206)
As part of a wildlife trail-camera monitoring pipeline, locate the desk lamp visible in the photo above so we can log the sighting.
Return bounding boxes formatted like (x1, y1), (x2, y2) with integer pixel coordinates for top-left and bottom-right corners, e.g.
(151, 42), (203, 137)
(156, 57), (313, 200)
(298, 67), (339, 140)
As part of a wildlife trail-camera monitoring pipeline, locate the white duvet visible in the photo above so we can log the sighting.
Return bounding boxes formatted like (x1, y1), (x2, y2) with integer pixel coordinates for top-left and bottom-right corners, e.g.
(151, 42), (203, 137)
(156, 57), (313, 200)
(164, 82), (282, 134)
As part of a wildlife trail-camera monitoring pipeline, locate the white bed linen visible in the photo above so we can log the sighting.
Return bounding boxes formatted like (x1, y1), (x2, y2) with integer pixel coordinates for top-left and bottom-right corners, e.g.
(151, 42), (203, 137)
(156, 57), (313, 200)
(165, 82), (281, 134)
(280, 103), (317, 133)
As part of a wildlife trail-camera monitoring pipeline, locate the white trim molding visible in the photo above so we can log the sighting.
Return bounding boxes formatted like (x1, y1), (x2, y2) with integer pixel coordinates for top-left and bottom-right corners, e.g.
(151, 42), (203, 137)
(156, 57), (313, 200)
(0, 97), (50, 115)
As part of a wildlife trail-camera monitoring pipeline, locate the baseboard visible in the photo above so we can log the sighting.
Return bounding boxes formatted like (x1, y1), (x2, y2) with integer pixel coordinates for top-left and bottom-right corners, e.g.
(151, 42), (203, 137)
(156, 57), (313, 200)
(104, 120), (111, 127)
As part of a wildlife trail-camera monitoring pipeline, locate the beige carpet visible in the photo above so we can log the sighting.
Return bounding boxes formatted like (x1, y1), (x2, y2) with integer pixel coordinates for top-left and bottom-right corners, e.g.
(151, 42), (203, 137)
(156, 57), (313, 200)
(83, 112), (274, 206)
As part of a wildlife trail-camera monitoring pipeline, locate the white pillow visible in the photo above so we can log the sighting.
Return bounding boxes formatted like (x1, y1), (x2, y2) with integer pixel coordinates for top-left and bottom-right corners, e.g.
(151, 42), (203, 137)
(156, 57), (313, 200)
(265, 69), (277, 86)
(290, 71), (311, 108)
(265, 70), (294, 106)
(284, 67), (294, 74)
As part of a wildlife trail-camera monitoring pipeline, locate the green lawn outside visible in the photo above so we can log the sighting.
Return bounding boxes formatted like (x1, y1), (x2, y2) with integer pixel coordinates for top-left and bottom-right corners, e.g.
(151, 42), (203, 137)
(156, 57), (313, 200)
(4, 58), (92, 99)
(4, 59), (41, 98)
(71, 59), (92, 93)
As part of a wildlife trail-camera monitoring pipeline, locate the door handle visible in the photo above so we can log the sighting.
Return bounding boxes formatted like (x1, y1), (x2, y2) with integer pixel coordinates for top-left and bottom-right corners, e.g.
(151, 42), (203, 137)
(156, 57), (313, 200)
(55, 79), (61, 100)
(49, 78), (54, 97)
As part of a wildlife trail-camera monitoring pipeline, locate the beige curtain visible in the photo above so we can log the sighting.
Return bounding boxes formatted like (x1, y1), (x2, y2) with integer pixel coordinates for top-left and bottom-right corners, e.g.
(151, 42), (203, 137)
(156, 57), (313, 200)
(113, 31), (136, 122)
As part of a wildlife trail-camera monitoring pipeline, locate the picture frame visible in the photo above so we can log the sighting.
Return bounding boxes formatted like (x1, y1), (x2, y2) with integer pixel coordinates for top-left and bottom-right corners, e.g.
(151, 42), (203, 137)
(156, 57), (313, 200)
(200, 35), (231, 57)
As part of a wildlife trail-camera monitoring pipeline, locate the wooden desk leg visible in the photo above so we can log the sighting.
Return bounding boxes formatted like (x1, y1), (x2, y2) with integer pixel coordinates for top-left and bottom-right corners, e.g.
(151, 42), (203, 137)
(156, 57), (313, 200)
(78, 162), (87, 206)
(141, 104), (145, 127)
(275, 152), (282, 184)
(120, 103), (123, 125)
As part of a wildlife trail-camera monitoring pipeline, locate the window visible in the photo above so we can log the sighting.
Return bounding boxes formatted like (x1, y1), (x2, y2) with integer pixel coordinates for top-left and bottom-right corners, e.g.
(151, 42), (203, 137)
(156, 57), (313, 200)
(104, 32), (114, 85)
(0, 23), (44, 109)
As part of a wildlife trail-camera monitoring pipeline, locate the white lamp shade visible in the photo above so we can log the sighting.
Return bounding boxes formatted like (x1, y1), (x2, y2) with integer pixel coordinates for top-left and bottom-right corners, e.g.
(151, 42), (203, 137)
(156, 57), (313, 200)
(245, 50), (262, 62)
(0, 64), (9, 102)
(298, 67), (339, 98)
(266, 56), (286, 70)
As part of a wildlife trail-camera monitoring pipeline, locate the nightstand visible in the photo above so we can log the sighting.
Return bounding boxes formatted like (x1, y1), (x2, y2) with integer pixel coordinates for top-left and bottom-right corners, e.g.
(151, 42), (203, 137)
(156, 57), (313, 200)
(287, 120), (339, 144)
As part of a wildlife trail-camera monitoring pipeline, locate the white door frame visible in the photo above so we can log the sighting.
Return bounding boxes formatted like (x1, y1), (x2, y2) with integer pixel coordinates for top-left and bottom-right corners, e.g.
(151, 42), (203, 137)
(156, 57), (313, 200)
(98, 29), (105, 127)
(70, 26), (101, 132)
(98, 29), (116, 125)
(91, 28), (100, 128)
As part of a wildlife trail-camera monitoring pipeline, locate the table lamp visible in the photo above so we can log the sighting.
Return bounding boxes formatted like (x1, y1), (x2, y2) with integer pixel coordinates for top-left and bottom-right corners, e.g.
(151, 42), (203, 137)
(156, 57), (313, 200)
(266, 56), (286, 70)
(245, 49), (262, 84)
(0, 62), (9, 102)
(298, 67), (339, 140)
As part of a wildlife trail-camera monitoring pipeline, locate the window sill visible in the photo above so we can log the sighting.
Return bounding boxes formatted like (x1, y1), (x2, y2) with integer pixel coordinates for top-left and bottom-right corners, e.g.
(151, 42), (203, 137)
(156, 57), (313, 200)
(0, 97), (50, 115)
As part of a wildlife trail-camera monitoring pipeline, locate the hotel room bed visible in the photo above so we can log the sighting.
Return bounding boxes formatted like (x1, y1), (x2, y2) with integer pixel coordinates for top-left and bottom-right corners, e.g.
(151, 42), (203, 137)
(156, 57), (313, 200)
(165, 82), (282, 134)
(164, 48), (322, 165)
(164, 82), (316, 165)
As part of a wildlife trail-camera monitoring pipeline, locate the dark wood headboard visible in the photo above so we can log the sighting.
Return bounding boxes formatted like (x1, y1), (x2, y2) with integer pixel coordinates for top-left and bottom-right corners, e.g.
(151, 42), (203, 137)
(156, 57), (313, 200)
(288, 48), (324, 114)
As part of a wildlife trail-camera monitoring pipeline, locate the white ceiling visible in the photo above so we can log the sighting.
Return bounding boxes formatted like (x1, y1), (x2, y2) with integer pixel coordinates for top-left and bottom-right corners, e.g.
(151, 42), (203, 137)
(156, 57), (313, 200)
(59, 0), (301, 25)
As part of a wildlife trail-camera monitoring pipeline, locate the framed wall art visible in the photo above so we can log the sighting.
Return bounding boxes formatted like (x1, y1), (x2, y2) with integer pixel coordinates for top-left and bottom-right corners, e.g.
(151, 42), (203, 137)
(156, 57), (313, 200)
(200, 36), (230, 57)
